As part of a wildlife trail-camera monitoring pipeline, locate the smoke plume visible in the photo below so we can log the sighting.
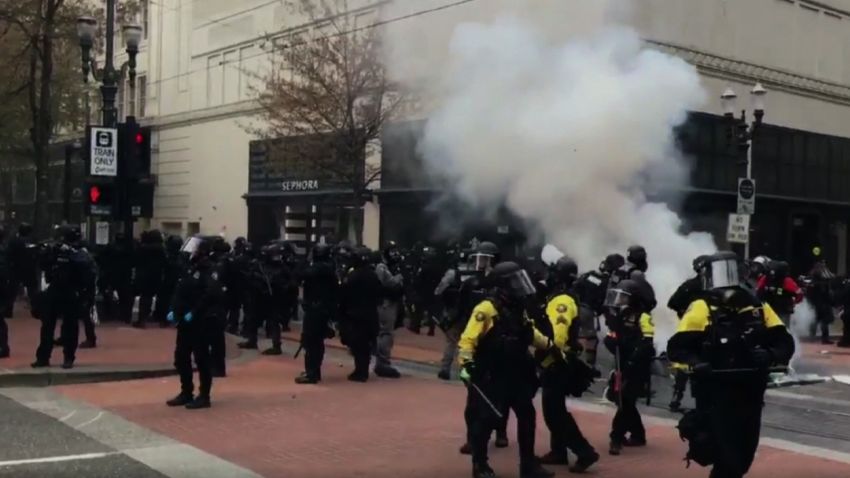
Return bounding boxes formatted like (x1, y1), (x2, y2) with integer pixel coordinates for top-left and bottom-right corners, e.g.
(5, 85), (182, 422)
(383, 0), (717, 345)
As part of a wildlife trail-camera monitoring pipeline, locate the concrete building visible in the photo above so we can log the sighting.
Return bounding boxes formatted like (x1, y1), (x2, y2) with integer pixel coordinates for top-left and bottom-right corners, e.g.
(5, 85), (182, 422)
(135, 0), (850, 269)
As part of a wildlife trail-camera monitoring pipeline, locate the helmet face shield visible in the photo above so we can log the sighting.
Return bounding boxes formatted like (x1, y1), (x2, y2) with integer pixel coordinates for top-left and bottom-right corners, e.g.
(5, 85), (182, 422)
(504, 269), (537, 298)
(469, 253), (494, 272)
(604, 288), (632, 309)
(702, 258), (740, 290)
(181, 237), (203, 257)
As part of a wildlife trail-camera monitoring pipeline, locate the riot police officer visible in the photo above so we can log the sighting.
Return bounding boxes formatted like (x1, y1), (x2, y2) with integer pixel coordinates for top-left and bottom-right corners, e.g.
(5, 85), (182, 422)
(374, 241), (405, 378)
(603, 278), (656, 456)
(454, 242), (510, 455)
(225, 237), (250, 334)
(5, 223), (38, 317)
(238, 242), (292, 354)
(668, 251), (795, 478)
(154, 235), (185, 327)
(32, 226), (97, 369)
(166, 236), (225, 409)
(100, 232), (135, 323)
(135, 230), (166, 328)
(666, 255), (708, 412)
(537, 256), (599, 472)
(458, 261), (553, 478)
(338, 246), (381, 382)
(295, 243), (339, 384)
(572, 253), (623, 377)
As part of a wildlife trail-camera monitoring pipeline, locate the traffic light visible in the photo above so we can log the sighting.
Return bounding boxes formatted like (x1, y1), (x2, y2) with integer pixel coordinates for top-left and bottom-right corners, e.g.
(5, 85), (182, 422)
(85, 180), (117, 217)
(119, 121), (152, 179)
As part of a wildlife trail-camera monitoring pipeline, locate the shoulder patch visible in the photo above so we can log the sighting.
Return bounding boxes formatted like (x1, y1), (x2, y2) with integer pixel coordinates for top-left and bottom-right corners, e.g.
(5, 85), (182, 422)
(556, 304), (568, 314)
(475, 311), (486, 322)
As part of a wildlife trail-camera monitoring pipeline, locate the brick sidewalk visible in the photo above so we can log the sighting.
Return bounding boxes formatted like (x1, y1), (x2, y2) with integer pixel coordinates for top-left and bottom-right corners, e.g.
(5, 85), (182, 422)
(0, 312), (240, 371)
(57, 354), (850, 478)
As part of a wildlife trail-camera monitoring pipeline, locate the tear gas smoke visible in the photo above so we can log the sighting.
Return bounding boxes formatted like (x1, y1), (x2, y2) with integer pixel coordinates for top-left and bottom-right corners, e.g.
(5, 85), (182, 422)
(383, 0), (717, 346)
(789, 299), (816, 370)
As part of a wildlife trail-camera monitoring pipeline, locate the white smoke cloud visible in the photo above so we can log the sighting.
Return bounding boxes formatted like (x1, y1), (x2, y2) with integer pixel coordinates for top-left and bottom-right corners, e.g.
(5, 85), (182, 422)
(383, 0), (717, 345)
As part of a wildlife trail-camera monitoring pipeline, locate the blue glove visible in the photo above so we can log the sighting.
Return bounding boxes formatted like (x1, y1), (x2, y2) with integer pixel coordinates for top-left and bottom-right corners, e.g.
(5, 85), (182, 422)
(166, 311), (175, 323)
(184, 312), (194, 323)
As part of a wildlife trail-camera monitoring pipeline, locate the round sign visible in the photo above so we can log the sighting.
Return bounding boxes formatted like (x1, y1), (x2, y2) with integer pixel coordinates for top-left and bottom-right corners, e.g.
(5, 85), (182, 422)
(739, 179), (755, 199)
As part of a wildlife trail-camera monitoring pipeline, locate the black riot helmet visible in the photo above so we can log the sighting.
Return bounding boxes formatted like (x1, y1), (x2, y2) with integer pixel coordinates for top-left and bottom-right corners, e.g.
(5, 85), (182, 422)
(166, 235), (183, 254)
(627, 245), (648, 272)
(469, 241), (500, 273)
(262, 243), (284, 264)
(490, 261), (537, 303)
(234, 237), (247, 254)
(57, 224), (82, 246)
(698, 251), (741, 292)
(600, 253), (625, 274)
(350, 246), (372, 267)
(552, 256), (579, 288)
(604, 279), (644, 318)
(312, 243), (332, 263)
(17, 223), (32, 237)
(692, 255), (709, 273)
(383, 241), (401, 265)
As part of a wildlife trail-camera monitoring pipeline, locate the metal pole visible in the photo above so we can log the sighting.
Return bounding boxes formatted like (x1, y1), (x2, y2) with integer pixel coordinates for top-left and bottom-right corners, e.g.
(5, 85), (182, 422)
(63, 145), (73, 223)
(101, 0), (118, 128)
(745, 136), (753, 260)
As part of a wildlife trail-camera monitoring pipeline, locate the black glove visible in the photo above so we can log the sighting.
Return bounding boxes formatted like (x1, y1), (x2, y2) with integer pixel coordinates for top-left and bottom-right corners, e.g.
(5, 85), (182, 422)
(752, 348), (773, 369)
(692, 362), (712, 376)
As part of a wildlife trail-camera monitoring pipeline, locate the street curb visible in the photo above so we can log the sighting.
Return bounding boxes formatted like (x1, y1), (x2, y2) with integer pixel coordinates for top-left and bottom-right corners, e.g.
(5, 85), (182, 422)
(0, 366), (178, 388)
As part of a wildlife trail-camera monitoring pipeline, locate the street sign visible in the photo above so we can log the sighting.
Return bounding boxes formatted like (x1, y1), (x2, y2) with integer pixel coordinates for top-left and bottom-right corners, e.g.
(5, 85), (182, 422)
(727, 213), (751, 244)
(737, 178), (756, 215)
(95, 222), (110, 245)
(89, 127), (118, 176)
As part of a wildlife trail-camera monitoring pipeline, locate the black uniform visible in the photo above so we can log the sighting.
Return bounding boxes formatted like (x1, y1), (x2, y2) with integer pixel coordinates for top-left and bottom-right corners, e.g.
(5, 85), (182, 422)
(99, 235), (135, 323)
(168, 251), (225, 409)
(338, 255), (381, 381)
(807, 261), (834, 343)
(668, 286), (794, 478)
(240, 247), (293, 353)
(34, 236), (97, 368)
(224, 244), (251, 334)
(5, 225), (38, 317)
(297, 251), (339, 382)
(572, 268), (610, 372)
(135, 231), (166, 327)
(154, 237), (186, 326)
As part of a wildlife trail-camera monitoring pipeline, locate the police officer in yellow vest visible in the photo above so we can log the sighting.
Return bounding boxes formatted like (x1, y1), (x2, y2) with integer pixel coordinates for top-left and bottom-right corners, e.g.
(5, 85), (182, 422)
(603, 278), (656, 456)
(458, 261), (554, 478)
(537, 257), (600, 473)
(668, 251), (794, 478)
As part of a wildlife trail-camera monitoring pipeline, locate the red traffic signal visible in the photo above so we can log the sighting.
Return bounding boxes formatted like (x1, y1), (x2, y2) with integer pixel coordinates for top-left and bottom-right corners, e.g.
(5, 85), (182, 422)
(89, 185), (102, 204)
(135, 132), (144, 145)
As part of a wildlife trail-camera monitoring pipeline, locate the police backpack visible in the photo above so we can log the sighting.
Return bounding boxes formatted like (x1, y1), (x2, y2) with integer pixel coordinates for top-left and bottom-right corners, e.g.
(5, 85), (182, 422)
(677, 409), (715, 467)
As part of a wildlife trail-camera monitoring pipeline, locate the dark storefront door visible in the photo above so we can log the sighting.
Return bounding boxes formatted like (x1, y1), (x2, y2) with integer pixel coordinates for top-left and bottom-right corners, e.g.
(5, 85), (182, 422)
(790, 212), (820, 275)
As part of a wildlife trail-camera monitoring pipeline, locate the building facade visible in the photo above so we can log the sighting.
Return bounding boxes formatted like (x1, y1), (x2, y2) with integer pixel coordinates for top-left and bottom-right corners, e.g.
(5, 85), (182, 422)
(133, 0), (850, 270)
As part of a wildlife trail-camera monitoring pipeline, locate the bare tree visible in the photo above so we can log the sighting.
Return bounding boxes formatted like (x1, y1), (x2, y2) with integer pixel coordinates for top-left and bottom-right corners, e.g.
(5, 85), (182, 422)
(251, 0), (403, 243)
(0, 0), (138, 234)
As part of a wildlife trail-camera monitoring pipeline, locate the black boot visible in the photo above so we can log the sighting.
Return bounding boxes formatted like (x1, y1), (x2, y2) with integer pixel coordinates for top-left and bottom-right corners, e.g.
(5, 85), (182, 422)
(61, 359), (74, 370)
(609, 441), (622, 456)
(459, 443), (472, 455)
(347, 371), (368, 382)
(211, 367), (226, 378)
(0, 348), (9, 359)
(569, 450), (600, 473)
(494, 432), (509, 448)
(185, 395), (211, 410)
(31, 360), (49, 368)
(520, 461), (554, 478)
(262, 345), (282, 356)
(166, 393), (194, 407)
(79, 340), (97, 349)
(374, 366), (401, 378)
(295, 372), (320, 384)
(539, 451), (568, 465)
(237, 341), (257, 350)
(473, 462), (497, 478)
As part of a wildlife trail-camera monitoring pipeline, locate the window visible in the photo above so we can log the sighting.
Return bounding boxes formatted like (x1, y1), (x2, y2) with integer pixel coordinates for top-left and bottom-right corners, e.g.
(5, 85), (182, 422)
(138, 75), (147, 117)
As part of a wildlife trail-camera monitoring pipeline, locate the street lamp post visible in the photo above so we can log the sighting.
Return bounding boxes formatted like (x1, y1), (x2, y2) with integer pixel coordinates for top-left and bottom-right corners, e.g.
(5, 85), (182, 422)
(721, 82), (767, 260)
(76, 1), (142, 239)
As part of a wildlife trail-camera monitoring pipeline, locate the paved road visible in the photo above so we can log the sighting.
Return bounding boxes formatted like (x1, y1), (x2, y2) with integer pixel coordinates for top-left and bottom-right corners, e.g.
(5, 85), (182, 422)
(0, 389), (261, 478)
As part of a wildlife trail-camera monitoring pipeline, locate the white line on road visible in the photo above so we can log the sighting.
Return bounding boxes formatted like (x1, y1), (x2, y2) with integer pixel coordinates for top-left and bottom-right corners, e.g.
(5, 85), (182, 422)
(76, 411), (103, 429)
(58, 410), (76, 422)
(0, 452), (120, 468)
